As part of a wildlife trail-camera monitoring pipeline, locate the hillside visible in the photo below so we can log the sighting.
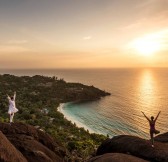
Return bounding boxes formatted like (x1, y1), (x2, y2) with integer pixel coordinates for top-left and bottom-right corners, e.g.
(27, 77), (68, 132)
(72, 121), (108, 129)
(0, 74), (110, 161)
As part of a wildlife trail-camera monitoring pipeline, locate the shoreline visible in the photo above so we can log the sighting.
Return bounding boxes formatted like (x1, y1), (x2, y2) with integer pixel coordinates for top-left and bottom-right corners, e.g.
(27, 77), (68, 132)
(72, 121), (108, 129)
(57, 103), (95, 134)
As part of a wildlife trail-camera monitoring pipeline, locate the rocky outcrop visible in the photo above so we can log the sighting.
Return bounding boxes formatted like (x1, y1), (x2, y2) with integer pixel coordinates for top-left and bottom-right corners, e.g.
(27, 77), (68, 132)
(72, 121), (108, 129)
(155, 132), (168, 143)
(1, 121), (168, 162)
(0, 122), (69, 162)
(96, 135), (168, 162)
(88, 153), (149, 162)
(0, 131), (27, 162)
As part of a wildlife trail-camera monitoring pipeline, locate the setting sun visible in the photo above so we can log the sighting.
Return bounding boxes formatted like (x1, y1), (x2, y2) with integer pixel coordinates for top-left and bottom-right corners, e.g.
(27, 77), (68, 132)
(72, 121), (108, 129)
(132, 37), (161, 56)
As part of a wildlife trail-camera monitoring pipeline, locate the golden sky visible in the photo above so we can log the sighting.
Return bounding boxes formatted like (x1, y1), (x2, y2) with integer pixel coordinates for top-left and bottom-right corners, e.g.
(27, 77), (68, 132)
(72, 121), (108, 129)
(0, 0), (168, 69)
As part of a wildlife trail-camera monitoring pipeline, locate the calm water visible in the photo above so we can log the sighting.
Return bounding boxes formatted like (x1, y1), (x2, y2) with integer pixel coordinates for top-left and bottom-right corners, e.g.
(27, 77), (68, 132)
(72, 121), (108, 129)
(1, 68), (168, 138)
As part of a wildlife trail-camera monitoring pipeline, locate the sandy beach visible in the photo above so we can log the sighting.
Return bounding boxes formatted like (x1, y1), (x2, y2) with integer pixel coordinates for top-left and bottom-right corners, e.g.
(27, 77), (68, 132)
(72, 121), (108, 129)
(57, 103), (95, 134)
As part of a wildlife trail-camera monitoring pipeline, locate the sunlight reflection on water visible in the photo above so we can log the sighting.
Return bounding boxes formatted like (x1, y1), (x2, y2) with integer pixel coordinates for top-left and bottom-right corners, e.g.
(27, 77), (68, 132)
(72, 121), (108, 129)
(138, 69), (156, 112)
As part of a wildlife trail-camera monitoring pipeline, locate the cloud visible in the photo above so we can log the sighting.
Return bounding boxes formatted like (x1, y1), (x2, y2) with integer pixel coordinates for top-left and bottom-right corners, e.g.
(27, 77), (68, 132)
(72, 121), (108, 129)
(83, 36), (92, 40)
(120, 9), (168, 38)
(136, 0), (167, 10)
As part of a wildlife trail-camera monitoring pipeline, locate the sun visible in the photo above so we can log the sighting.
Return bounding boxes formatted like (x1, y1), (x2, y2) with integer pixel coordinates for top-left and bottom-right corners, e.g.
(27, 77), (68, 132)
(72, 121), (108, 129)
(130, 35), (161, 57)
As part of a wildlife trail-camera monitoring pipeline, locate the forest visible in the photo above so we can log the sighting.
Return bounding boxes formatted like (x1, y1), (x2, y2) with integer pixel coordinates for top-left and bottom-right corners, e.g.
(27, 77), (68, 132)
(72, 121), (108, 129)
(0, 74), (110, 161)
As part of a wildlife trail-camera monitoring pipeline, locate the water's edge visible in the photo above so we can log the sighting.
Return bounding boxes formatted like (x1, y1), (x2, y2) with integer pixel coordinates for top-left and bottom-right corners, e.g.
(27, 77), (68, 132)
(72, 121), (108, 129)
(57, 103), (96, 134)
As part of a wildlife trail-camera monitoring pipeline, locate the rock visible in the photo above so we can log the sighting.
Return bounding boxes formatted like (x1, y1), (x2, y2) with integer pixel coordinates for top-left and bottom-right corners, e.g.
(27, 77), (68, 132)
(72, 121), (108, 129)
(0, 131), (27, 162)
(87, 153), (149, 162)
(96, 135), (168, 162)
(155, 132), (168, 143)
(0, 122), (68, 162)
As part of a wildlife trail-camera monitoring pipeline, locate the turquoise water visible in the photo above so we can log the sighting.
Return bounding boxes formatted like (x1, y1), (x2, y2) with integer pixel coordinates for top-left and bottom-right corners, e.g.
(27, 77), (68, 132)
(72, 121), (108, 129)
(1, 68), (168, 138)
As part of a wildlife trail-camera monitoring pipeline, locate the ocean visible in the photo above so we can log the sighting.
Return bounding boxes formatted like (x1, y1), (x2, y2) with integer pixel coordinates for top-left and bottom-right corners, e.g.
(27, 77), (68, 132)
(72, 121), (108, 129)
(1, 68), (168, 138)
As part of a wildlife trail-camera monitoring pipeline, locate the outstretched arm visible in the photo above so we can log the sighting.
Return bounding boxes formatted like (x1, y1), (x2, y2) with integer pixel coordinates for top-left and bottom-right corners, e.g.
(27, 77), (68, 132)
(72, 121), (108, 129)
(13, 91), (16, 100)
(7, 94), (10, 100)
(154, 111), (161, 122)
(141, 111), (150, 122)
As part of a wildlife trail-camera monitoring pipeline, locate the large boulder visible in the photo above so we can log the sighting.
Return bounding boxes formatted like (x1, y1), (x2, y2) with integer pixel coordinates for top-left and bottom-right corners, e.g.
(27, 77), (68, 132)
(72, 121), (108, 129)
(96, 135), (168, 162)
(0, 131), (27, 162)
(155, 132), (168, 143)
(0, 122), (68, 162)
(88, 153), (149, 162)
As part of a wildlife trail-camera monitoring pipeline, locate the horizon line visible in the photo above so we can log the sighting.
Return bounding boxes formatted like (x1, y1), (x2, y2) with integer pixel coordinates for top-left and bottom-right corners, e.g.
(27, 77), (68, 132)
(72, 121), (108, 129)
(0, 67), (168, 71)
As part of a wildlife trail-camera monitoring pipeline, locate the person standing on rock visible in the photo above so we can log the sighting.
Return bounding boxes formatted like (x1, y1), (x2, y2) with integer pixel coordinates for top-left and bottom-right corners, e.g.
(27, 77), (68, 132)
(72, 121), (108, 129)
(141, 111), (161, 147)
(7, 91), (18, 124)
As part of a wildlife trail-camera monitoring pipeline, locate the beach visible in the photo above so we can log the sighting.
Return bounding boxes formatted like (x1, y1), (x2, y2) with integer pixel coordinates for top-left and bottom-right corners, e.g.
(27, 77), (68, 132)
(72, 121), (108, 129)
(57, 103), (95, 134)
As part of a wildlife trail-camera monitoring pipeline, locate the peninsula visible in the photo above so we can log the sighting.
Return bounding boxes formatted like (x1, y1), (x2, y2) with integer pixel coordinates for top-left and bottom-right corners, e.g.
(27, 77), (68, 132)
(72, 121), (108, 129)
(0, 74), (110, 161)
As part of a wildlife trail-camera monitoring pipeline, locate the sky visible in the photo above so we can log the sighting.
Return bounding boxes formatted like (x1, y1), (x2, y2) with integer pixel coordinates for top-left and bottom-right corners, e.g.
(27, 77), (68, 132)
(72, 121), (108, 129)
(0, 0), (168, 69)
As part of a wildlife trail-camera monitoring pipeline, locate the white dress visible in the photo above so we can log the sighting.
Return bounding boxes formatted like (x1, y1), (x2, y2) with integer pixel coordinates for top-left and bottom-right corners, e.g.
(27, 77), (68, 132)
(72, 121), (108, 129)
(8, 94), (18, 114)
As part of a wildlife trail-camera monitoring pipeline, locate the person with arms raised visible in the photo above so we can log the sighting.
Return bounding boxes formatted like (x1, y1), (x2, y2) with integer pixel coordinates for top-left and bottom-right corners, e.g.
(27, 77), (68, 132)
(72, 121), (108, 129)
(141, 111), (161, 147)
(7, 91), (18, 124)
